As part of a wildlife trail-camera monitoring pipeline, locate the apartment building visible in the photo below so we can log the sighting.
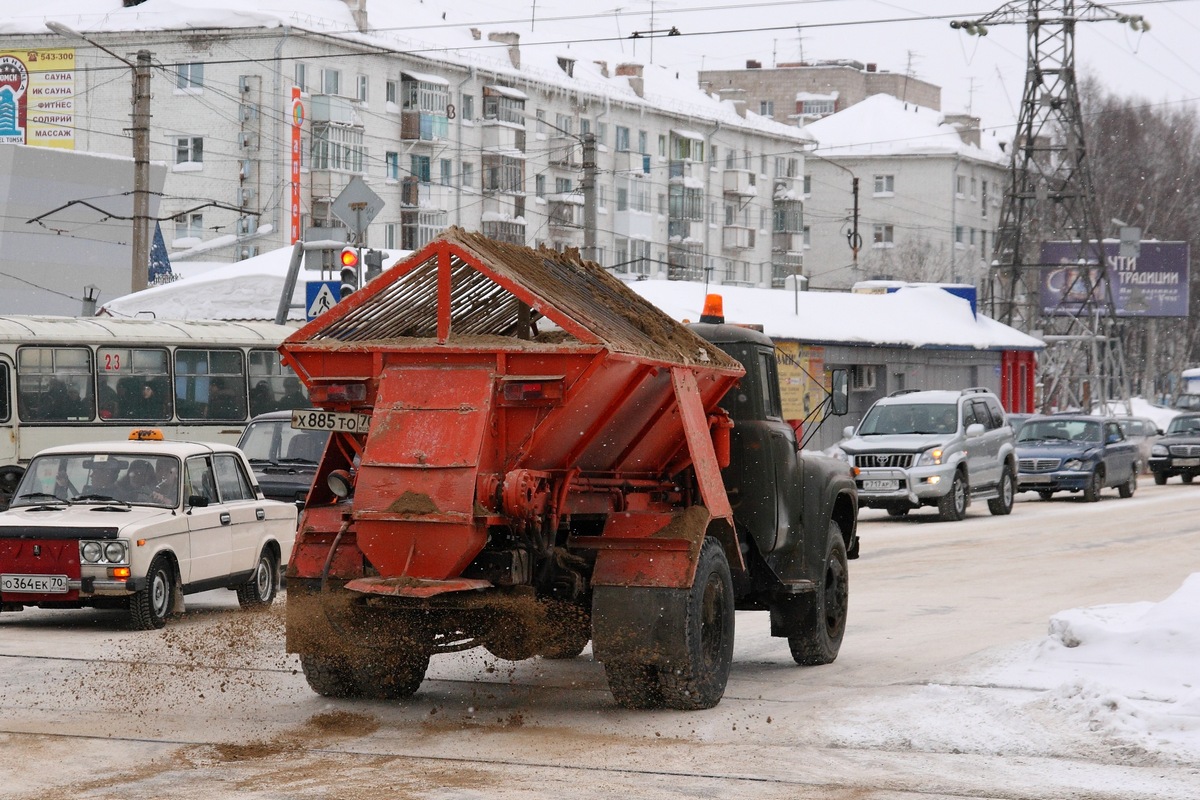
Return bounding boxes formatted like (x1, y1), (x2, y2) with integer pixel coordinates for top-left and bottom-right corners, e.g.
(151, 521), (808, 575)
(2, 8), (814, 295)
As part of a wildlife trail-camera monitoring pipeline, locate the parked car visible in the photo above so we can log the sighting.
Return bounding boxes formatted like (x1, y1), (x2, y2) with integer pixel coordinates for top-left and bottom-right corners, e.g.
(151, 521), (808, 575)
(1148, 412), (1200, 484)
(1015, 415), (1139, 501)
(0, 430), (297, 628)
(1006, 413), (1035, 437)
(236, 410), (329, 508)
(832, 387), (1016, 521)
(1116, 416), (1163, 473)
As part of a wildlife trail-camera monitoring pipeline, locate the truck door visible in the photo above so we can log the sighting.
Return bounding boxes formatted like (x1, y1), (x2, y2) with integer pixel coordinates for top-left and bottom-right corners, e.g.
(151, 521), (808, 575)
(759, 349), (801, 554)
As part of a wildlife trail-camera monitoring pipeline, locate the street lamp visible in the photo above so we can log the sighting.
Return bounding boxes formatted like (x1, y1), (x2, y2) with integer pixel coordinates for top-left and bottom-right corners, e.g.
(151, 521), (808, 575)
(46, 21), (152, 294)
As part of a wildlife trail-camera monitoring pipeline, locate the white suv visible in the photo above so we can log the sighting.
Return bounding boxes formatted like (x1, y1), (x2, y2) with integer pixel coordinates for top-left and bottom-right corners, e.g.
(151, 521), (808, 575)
(834, 388), (1017, 521)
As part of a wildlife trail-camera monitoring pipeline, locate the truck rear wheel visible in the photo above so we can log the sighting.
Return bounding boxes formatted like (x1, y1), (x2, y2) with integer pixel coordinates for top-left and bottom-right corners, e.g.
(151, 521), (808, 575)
(299, 653), (358, 698)
(356, 650), (430, 699)
(657, 536), (734, 710)
(605, 662), (664, 709)
(787, 525), (848, 666)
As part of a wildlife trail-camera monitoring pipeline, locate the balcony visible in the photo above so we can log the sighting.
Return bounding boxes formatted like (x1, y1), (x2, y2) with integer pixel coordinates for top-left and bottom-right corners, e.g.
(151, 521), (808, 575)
(548, 197), (582, 233)
(549, 136), (580, 168)
(401, 111), (449, 141)
(772, 231), (805, 254)
(722, 225), (756, 250)
(668, 241), (705, 281)
(481, 219), (526, 245)
(771, 254), (804, 288)
(614, 150), (650, 175)
(481, 124), (526, 154)
(723, 169), (757, 197)
(308, 94), (356, 125)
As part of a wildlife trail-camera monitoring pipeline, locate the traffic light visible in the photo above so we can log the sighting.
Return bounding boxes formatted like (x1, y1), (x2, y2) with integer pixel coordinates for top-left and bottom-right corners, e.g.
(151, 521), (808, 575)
(363, 249), (384, 283)
(339, 246), (359, 299)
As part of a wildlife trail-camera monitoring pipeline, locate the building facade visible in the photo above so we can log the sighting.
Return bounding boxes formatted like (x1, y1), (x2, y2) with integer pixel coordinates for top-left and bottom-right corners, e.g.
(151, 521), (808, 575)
(0, 19), (815, 294)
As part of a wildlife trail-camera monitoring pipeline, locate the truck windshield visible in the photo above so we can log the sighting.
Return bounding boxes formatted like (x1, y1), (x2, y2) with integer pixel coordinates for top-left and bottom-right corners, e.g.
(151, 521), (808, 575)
(858, 403), (957, 435)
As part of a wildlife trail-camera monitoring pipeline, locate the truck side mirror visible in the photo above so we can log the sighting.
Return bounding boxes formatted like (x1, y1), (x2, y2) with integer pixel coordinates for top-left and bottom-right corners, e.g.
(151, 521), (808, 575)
(828, 369), (849, 416)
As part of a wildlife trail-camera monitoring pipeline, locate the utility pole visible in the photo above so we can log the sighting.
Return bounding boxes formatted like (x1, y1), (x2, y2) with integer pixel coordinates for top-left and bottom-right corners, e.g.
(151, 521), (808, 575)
(581, 131), (597, 263)
(132, 50), (152, 293)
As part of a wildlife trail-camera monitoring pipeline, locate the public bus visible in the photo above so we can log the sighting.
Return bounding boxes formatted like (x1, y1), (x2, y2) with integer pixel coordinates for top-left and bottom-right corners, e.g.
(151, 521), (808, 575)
(0, 316), (305, 508)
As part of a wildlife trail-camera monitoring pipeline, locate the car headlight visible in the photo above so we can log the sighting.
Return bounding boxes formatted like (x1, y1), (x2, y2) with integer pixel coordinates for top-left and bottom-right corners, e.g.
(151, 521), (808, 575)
(103, 541), (128, 564)
(80, 539), (129, 565)
(1151, 444), (1168, 456)
(916, 447), (944, 466)
(81, 541), (102, 563)
(1063, 459), (1085, 471)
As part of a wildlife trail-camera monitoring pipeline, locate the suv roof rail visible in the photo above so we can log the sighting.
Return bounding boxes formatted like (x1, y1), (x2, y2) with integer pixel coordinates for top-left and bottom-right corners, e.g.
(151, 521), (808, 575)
(888, 389), (921, 397)
(962, 387), (990, 395)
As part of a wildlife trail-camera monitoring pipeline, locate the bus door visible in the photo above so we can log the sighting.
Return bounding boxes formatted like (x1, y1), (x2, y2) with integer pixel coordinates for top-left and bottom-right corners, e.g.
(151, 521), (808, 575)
(0, 356), (19, 508)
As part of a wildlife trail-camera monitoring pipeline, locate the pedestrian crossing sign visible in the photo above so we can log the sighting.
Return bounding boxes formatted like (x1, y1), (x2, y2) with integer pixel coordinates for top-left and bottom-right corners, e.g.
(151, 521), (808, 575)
(305, 280), (341, 320)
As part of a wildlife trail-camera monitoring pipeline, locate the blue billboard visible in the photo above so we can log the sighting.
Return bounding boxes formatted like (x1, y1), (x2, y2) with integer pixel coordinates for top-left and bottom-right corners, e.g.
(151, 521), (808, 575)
(1038, 241), (1189, 318)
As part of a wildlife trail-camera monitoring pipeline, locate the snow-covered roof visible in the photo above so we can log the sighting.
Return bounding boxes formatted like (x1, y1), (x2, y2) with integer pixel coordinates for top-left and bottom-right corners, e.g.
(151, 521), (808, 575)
(805, 94), (1007, 162)
(98, 244), (1040, 351)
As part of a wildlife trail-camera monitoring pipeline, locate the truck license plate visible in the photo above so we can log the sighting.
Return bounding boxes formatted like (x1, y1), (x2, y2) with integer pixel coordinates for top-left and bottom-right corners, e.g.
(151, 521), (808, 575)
(1174, 458), (1200, 467)
(2, 574), (68, 594)
(291, 410), (372, 433)
(862, 479), (899, 491)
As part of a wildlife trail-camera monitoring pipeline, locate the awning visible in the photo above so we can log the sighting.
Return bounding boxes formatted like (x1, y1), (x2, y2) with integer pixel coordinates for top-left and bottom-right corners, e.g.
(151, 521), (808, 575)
(485, 84), (529, 100)
(402, 70), (449, 86)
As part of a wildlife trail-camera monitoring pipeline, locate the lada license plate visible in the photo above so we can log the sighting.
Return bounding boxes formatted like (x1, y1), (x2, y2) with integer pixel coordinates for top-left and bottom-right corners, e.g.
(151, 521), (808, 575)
(1174, 458), (1200, 467)
(862, 479), (899, 491)
(291, 409), (372, 433)
(2, 574), (68, 594)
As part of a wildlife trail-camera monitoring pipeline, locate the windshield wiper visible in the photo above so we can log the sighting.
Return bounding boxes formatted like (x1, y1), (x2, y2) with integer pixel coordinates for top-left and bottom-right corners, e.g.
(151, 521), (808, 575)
(17, 492), (67, 503)
(278, 457), (318, 465)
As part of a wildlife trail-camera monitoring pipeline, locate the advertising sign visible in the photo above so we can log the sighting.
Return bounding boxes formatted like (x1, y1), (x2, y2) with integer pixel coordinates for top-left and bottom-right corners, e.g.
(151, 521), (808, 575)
(290, 86), (303, 244)
(775, 341), (827, 423)
(0, 49), (75, 149)
(1039, 240), (1189, 318)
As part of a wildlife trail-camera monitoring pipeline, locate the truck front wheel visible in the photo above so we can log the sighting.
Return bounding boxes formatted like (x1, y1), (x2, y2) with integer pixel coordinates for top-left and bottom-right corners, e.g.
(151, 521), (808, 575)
(787, 526), (848, 666)
(657, 536), (735, 710)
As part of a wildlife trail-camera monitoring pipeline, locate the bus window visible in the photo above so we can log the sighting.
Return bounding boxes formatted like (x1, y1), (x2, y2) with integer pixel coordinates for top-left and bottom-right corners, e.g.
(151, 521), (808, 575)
(0, 363), (9, 422)
(17, 347), (94, 422)
(98, 347), (171, 421)
(248, 348), (309, 415)
(175, 348), (248, 421)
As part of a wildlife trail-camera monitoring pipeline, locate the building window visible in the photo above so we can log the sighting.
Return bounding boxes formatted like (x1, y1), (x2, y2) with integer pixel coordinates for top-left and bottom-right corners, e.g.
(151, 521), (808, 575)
(803, 174), (812, 195)
(638, 130), (648, 155)
(616, 126), (631, 152)
(658, 134), (667, 157)
(461, 162), (474, 187)
(955, 174), (966, 197)
(873, 174), (895, 195)
(175, 136), (203, 165)
(175, 62), (204, 91)
(596, 121), (608, 147)
(970, 177), (977, 199)
(955, 225), (965, 245)
(873, 224), (894, 248)
(385, 223), (398, 249)
(555, 177), (572, 194)
(461, 94), (474, 120)
(174, 212), (203, 240)
(535, 174), (546, 197)
(981, 180), (989, 218)
(322, 68), (340, 96)
(800, 99), (835, 116)
(385, 151), (399, 180)
(411, 155), (431, 184)
(802, 225), (811, 248)
(386, 79), (397, 105)
(295, 63), (308, 93)
(725, 150), (735, 169)
(482, 89), (525, 125)
(760, 99), (774, 116)
(356, 75), (369, 103)
(440, 159), (452, 186)
(310, 124), (364, 172)
(555, 113), (572, 135)
(536, 109), (548, 134)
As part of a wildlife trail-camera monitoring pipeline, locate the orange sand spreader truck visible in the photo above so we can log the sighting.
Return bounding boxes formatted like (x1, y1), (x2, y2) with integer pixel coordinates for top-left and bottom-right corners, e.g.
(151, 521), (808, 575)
(280, 228), (857, 710)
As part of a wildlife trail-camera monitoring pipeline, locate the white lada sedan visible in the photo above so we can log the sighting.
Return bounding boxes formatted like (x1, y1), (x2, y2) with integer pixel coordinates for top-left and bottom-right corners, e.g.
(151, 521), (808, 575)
(0, 430), (297, 629)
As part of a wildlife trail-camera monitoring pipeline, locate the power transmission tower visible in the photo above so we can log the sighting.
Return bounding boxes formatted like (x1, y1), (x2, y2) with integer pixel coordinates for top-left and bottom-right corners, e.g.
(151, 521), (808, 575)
(952, 2), (1148, 411)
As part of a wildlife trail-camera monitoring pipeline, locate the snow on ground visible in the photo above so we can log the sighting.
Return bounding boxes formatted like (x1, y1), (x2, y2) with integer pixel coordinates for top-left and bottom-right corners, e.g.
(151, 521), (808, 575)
(833, 573), (1200, 766)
